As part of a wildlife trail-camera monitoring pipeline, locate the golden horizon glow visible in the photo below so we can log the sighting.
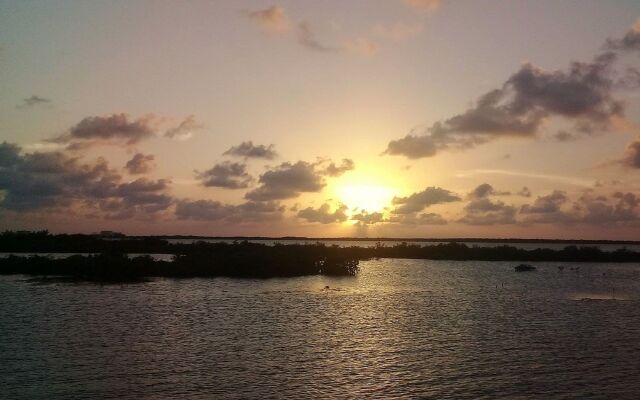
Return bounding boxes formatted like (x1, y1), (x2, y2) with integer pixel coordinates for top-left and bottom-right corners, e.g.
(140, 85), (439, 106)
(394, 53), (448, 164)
(335, 183), (396, 215)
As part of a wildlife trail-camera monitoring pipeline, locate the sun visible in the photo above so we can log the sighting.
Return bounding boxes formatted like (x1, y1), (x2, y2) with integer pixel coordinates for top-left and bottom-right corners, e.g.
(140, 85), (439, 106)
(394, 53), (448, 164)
(335, 183), (396, 214)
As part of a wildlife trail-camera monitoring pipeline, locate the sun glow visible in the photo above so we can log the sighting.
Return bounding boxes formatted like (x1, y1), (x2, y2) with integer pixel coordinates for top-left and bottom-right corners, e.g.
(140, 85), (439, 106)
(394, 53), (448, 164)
(335, 184), (396, 214)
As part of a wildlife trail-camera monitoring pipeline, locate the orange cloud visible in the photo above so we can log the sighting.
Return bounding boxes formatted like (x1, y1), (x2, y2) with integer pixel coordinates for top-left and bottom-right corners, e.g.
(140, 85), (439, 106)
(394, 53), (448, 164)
(245, 5), (290, 34)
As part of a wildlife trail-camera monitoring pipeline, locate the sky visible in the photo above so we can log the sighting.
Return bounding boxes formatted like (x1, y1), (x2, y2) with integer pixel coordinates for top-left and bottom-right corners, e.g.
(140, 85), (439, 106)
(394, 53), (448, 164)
(1, 0), (640, 239)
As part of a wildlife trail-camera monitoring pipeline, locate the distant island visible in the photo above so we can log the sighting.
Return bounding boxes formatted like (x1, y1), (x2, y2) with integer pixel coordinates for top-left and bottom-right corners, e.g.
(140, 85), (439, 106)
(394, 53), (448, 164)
(1, 231), (640, 283)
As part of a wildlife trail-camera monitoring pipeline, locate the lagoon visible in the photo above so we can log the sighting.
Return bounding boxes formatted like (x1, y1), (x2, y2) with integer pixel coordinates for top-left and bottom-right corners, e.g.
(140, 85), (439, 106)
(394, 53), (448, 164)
(1, 259), (640, 399)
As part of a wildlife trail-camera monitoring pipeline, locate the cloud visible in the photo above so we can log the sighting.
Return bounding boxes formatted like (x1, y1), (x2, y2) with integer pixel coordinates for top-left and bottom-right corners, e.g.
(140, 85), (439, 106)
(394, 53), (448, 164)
(605, 18), (640, 53)
(297, 203), (348, 224)
(245, 161), (324, 201)
(125, 153), (155, 175)
(111, 178), (173, 217)
(383, 132), (438, 159)
(51, 113), (201, 149)
(402, 0), (442, 11)
(223, 141), (277, 160)
(351, 210), (385, 225)
(391, 186), (460, 214)
(468, 183), (510, 199)
(175, 199), (231, 221)
(0, 142), (172, 219)
(520, 190), (568, 214)
(553, 130), (579, 142)
(175, 199), (284, 223)
(53, 113), (157, 148)
(620, 137), (640, 168)
(164, 115), (202, 141)
(0, 142), (22, 167)
(297, 22), (376, 56)
(517, 186), (532, 198)
(617, 67), (640, 90)
(518, 190), (639, 226)
(244, 6), (380, 56)
(321, 158), (355, 176)
(245, 5), (290, 34)
(245, 159), (352, 201)
(18, 95), (51, 108)
(297, 22), (340, 52)
(0, 142), (119, 211)
(385, 49), (628, 158)
(575, 192), (639, 226)
(458, 198), (517, 225)
(195, 161), (253, 189)
(388, 212), (447, 225)
(227, 200), (285, 223)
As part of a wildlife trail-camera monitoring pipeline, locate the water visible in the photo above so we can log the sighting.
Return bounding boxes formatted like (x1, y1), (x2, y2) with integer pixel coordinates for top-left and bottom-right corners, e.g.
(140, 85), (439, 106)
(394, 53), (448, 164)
(166, 239), (640, 252)
(0, 253), (174, 261)
(1, 259), (640, 399)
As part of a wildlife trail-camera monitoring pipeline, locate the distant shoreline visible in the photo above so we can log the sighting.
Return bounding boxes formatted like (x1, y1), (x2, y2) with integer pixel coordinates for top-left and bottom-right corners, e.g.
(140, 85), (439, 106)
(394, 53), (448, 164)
(134, 236), (640, 245)
(3, 233), (640, 283)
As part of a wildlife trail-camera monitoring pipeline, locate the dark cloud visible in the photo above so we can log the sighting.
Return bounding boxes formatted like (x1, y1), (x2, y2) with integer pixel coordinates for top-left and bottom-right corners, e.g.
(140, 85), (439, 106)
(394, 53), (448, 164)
(621, 137), (640, 169)
(0, 142), (172, 219)
(391, 186), (460, 214)
(383, 133), (438, 159)
(228, 201), (285, 222)
(245, 161), (324, 201)
(245, 159), (352, 201)
(576, 192), (639, 225)
(164, 115), (202, 141)
(321, 158), (355, 176)
(553, 130), (579, 142)
(175, 199), (231, 221)
(385, 49), (627, 158)
(617, 67), (640, 90)
(520, 190), (568, 214)
(0, 142), (22, 167)
(175, 199), (284, 223)
(517, 186), (532, 198)
(52, 114), (200, 148)
(110, 178), (173, 217)
(519, 190), (640, 226)
(468, 183), (510, 199)
(54, 113), (156, 147)
(605, 19), (640, 53)
(196, 161), (253, 189)
(0, 144), (119, 211)
(458, 198), (517, 225)
(297, 203), (348, 224)
(18, 95), (51, 108)
(223, 141), (277, 160)
(125, 153), (155, 175)
(351, 210), (385, 225)
(470, 183), (494, 198)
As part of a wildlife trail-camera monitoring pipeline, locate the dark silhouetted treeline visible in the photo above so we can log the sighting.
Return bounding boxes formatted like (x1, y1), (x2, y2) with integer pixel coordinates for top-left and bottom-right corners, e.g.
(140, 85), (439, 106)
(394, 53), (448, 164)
(0, 240), (360, 282)
(362, 242), (640, 263)
(1, 232), (640, 283)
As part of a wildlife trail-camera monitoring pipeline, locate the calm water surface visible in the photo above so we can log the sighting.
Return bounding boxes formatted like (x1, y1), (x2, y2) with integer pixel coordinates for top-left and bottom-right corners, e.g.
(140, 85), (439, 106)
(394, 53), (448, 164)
(2, 259), (640, 399)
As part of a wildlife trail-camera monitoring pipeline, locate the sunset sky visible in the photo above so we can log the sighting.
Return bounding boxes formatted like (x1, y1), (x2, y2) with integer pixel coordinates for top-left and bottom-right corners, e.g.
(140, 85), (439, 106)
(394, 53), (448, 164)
(1, 0), (640, 239)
